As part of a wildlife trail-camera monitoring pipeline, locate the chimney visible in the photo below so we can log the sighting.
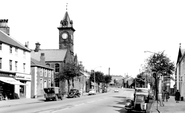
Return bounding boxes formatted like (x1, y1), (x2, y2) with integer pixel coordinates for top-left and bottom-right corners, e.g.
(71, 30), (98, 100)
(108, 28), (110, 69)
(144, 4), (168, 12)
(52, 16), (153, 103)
(40, 53), (45, 65)
(34, 42), (41, 52)
(0, 19), (10, 35)
(25, 41), (29, 48)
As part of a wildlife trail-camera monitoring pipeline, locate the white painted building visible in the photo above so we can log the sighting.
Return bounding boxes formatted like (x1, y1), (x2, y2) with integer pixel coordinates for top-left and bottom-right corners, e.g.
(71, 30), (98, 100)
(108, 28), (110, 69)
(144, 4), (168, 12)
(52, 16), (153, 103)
(176, 43), (185, 99)
(0, 19), (31, 99)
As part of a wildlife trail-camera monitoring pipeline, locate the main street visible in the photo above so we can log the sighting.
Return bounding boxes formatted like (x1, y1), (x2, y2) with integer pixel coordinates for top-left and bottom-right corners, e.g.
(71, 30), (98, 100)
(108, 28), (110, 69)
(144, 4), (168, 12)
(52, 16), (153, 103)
(0, 88), (135, 113)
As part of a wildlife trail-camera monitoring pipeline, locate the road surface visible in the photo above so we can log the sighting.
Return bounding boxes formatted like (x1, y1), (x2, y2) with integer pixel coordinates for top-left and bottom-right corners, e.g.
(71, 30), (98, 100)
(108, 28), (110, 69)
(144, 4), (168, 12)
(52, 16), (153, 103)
(0, 88), (135, 113)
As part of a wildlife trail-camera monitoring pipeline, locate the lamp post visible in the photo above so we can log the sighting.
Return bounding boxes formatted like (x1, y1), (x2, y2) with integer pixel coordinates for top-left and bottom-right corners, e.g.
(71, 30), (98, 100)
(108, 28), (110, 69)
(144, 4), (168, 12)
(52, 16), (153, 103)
(93, 66), (101, 92)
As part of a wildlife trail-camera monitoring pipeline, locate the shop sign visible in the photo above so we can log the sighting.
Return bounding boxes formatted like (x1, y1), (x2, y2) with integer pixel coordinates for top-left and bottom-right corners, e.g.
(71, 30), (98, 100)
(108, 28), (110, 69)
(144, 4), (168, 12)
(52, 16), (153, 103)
(15, 73), (31, 80)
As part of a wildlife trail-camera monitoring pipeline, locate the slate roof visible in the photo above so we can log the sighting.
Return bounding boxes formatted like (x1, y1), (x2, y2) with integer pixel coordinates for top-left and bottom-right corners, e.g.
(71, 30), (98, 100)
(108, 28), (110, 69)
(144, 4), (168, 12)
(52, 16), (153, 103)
(31, 58), (53, 70)
(31, 49), (67, 62)
(0, 30), (30, 52)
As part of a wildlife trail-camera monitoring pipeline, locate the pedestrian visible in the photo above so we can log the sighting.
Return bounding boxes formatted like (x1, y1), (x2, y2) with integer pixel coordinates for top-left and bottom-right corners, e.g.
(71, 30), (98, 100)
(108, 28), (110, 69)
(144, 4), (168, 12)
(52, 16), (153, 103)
(165, 91), (170, 102)
(158, 93), (164, 106)
(162, 90), (165, 102)
(175, 90), (181, 103)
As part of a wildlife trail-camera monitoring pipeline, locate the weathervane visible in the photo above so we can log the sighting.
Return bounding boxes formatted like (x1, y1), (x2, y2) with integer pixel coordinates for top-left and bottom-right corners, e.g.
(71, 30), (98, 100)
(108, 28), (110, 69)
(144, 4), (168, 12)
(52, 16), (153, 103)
(66, 3), (68, 11)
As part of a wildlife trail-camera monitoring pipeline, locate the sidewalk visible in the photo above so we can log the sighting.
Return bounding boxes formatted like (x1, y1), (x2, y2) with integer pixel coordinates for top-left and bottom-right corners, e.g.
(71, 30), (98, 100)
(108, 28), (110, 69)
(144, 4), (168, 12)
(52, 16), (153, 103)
(0, 92), (90, 108)
(0, 96), (45, 108)
(151, 96), (185, 113)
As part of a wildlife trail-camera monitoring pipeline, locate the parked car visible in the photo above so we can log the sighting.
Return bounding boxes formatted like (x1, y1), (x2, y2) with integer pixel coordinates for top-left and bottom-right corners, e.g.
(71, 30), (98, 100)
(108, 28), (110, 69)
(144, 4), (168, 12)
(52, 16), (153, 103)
(102, 88), (107, 93)
(114, 89), (119, 93)
(125, 88), (150, 113)
(44, 87), (63, 101)
(88, 89), (96, 95)
(67, 89), (80, 98)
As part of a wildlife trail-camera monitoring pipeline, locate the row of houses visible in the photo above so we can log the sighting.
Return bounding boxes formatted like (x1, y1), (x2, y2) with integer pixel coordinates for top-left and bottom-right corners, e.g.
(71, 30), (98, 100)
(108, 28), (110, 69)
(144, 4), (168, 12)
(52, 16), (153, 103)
(0, 11), (91, 100)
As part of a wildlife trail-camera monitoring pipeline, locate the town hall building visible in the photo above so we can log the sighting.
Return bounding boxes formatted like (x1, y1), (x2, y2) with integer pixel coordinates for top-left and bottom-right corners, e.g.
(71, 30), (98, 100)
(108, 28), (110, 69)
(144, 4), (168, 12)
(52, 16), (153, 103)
(31, 11), (80, 95)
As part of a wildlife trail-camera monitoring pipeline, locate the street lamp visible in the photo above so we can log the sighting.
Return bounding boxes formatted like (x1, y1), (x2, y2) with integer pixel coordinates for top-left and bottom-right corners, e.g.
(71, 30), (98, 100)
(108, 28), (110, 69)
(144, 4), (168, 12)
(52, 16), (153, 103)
(93, 66), (101, 92)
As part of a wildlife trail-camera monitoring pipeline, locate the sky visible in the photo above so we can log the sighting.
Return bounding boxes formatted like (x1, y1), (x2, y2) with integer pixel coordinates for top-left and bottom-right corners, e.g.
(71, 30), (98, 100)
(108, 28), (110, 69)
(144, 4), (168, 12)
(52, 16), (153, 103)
(1, 0), (185, 77)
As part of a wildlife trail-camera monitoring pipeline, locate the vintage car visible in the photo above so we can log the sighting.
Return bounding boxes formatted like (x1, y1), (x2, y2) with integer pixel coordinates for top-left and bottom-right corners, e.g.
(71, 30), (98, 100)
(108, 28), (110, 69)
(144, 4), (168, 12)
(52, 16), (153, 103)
(67, 89), (80, 98)
(125, 88), (150, 113)
(88, 89), (96, 95)
(43, 87), (63, 101)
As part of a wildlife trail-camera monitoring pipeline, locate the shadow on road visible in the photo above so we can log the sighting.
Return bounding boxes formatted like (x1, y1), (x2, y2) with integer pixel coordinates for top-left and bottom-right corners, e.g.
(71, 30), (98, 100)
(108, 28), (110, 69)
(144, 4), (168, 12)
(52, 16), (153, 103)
(111, 96), (130, 113)
(112, 96), (127, 99)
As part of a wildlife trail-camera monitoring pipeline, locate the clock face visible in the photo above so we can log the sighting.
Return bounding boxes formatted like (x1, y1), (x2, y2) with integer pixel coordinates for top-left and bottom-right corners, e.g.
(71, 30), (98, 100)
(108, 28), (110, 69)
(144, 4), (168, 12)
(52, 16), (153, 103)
(62, 32), (68, 39)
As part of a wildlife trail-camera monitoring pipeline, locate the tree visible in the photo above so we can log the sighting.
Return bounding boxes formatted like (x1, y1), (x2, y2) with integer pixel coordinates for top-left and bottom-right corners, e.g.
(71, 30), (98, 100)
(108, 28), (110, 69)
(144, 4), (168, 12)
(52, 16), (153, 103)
(104, 75), (112, 84)
(90, 71), (104, 84)
(90, 71), (105, 92)
(147, 52), (175, 79)
(135, 71), (154, 88)
(146, 51), (175, 100)
(57, 62), (82, 93)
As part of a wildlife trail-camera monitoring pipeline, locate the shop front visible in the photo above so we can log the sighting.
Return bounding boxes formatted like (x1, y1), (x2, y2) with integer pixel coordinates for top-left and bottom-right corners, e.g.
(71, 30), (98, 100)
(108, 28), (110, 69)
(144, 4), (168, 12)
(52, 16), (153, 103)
(0, 72), (26, 100)
(15, 73), (31, 98)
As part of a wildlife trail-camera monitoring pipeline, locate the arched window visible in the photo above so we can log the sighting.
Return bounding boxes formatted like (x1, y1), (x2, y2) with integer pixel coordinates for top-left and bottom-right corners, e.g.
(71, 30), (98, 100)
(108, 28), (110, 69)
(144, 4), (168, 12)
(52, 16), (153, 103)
(46, 63), (50, 67)
(55, 63), (60, 72)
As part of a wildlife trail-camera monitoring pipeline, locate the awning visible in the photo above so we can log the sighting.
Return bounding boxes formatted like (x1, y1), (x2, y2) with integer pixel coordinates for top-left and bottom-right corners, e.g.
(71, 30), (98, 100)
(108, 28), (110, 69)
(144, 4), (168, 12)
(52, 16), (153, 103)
(0, 77), (26, 85)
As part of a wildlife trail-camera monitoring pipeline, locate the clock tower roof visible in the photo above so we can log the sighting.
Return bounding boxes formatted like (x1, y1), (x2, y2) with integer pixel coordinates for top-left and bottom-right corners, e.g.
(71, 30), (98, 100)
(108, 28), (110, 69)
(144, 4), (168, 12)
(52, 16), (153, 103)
(58, 11), (73, 28)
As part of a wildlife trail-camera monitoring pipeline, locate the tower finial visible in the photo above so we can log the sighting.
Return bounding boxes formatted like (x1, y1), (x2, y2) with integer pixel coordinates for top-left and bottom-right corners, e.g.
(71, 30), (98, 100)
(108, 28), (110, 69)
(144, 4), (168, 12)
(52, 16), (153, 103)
(66, 3), (68, 11)
(179, 43), (181, 48)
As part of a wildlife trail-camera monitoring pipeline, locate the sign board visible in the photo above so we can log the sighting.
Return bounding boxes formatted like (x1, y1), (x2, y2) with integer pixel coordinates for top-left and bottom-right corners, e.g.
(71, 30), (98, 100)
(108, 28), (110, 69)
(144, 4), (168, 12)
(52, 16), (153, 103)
(15, 73), (31, 81)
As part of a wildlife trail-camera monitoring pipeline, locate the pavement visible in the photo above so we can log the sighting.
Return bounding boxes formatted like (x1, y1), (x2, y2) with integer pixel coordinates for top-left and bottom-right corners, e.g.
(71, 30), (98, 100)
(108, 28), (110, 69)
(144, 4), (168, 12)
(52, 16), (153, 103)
(0, 93), (89, 108)
(151, 96), (185, 113)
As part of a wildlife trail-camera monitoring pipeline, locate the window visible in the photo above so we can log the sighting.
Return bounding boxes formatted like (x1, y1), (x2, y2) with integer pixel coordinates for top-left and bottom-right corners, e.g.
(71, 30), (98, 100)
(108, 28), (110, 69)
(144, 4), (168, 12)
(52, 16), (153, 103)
(44, 69), (47, 77)
(55, 63), (60, 72)
(10, 46), (12, 53)
(46, 63), (50, 67)
(44, 80), (47, 88)
(0, 58), (2, 69)
(40, 68), (43, 76)
(23, 63), (26, 72)
(48, 70), (51, 77)
(40, 78), (43, 89)
(48, 79), (51, 87)
(9, 60), (12, 71)
(15, 61), (18, 71)
(0, 43), (2, 50)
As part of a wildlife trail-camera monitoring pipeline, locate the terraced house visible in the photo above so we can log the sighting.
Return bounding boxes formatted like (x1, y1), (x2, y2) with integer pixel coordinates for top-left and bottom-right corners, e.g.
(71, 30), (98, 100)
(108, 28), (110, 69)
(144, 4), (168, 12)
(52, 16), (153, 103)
(0, 19), (31, 100)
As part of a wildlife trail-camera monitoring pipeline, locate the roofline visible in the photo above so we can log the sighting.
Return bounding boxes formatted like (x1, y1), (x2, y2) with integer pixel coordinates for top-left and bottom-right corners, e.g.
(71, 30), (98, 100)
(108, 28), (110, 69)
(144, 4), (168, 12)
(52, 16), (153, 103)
(0, 30), (31, 52)
(57, 27), (75, 31)
(31, 64), (54, 70)
(0, 40), (31, 52)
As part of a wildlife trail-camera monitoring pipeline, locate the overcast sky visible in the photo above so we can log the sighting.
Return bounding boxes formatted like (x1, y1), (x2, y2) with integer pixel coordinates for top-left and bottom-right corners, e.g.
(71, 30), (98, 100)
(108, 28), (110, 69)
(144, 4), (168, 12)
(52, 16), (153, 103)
(1, 0), (184, 77)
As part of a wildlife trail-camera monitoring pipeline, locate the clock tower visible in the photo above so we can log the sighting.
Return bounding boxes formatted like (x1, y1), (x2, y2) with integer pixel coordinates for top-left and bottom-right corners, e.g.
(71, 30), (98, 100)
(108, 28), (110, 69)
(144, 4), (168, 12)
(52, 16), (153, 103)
(58, 11), (75, 54)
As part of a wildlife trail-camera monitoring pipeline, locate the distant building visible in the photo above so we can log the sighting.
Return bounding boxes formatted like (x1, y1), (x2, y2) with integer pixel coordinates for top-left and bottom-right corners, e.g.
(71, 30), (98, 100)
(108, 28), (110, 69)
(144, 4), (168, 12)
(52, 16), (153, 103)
(109, 75), (123, 87)
(124, 77), (134, 88)
(0, 19), (31, 99)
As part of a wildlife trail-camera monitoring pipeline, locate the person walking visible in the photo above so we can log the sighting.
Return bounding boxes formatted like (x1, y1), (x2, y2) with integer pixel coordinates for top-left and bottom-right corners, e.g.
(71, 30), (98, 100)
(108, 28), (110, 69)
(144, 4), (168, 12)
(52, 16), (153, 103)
(162, 90), (165, 102)
(165, 91), (170, 102)
(159, 93), (164, 106)
(175, 90), (181, 103)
